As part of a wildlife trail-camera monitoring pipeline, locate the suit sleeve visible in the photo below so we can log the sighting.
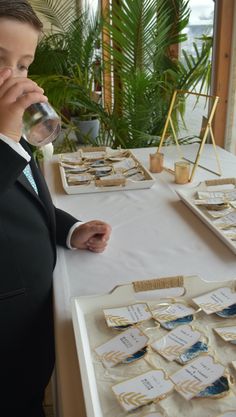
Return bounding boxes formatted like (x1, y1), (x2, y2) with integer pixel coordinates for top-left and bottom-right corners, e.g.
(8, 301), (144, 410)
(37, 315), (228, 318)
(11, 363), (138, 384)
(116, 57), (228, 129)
(0, 137), (80, 247)
(55, 207), (81, 247)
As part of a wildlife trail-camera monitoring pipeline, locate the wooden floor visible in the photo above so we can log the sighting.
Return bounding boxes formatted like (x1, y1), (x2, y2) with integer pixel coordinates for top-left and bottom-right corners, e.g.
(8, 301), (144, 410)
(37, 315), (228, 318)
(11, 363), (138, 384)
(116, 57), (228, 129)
(44, 381), (54, 417)
(44, 405), (54, 417)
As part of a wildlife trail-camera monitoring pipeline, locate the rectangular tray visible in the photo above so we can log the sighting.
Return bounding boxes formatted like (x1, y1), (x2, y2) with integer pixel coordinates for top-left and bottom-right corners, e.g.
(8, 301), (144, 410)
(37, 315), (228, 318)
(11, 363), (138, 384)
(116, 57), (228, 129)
(177, 178), (236, 255)
(71, 275), (236, 417)
(59, 148), (155, 194)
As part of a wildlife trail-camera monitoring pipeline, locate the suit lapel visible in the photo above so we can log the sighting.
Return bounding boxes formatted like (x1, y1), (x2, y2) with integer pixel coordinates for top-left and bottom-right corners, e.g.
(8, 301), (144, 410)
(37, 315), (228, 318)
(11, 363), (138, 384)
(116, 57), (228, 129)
(16, 139), (56, 233)
(30, 156), (56, 228)
(17, 170), (38, 196)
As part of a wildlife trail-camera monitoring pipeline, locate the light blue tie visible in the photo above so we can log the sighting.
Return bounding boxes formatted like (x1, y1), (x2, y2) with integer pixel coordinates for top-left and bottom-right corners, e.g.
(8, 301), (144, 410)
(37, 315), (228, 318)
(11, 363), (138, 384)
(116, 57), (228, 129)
(23, 164), (38, 194)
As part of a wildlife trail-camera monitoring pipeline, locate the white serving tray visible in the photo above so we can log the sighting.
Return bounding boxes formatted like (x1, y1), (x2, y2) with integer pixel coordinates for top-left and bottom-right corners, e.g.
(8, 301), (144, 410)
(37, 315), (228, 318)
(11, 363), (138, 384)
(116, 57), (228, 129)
(59, 148), (155, 194)
(71, 275), (236, 417)
(177, 178), (236, 255)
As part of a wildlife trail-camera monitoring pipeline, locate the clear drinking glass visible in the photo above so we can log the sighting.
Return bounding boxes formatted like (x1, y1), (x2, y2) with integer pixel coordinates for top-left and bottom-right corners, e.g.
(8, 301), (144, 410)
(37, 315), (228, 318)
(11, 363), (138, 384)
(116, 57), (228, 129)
(0, 66), (61, 146)
(23, 102), (61, 147)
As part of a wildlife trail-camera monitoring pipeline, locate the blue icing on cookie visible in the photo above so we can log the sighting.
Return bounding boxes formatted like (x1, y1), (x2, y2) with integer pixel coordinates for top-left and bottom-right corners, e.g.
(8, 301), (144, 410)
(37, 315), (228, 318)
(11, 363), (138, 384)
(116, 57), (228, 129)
(122, 347), (147, 364)
(161, 315), (194, 330)
(177, 341), (208, 364)
(196, 376), (229, 398)
(216, 303), (236, 318)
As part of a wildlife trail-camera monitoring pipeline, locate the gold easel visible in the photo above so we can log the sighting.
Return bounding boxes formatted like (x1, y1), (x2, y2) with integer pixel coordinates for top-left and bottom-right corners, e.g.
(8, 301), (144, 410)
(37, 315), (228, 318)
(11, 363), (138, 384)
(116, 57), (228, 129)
(157, 90), (221, 182)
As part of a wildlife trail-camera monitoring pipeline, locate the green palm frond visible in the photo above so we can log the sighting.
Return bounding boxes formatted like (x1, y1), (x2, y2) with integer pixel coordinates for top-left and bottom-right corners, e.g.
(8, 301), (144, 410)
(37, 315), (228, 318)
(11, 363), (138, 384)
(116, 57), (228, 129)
(162, 0), (190, 44)
(29, 33), (69, 75)
(30, 0), (78, 31)
(104, 0), (173, 74)
(29, 6), (101, 79)
(178, 36), (212, 93)
(101, 0), (193, 145)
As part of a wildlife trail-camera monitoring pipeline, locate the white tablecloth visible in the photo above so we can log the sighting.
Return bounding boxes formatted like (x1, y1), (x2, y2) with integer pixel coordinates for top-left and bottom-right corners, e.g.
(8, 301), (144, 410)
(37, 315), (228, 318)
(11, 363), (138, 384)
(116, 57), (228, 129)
(43, 144), (236, 417)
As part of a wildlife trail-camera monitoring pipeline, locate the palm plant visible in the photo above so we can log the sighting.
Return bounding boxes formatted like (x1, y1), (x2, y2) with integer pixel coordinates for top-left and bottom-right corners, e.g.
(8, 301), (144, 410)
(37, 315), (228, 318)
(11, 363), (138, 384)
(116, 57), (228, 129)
(29, 0), (101, 124)
(100, 0), (213, 148)
(30, 0), (82, 32)
(29, 0), (213, 149)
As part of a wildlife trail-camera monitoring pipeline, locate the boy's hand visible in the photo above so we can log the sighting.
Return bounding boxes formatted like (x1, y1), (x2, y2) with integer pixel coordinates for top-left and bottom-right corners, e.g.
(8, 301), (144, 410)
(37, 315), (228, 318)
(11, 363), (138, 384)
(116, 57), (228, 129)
(70, 220), (112, 253)
(0, 68), (48, 141)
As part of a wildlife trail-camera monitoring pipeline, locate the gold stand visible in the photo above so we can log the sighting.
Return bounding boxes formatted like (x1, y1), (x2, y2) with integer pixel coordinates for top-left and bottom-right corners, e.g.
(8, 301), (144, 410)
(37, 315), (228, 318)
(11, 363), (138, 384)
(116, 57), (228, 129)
(157, 90), (221, 182)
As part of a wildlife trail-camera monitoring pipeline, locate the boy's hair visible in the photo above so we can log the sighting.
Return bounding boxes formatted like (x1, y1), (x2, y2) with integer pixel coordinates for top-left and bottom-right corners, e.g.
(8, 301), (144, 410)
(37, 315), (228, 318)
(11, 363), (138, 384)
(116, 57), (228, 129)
(0, 0), (43, 31)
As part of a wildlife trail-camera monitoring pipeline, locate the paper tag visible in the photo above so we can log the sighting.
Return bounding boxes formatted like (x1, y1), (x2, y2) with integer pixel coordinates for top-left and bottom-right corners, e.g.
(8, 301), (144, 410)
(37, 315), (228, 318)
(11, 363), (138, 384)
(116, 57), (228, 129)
(98, 173), (124, 181)
(214, 211), (236, 227)
(60, 154), (81, 164)
(94, 327), (148, 368)
(67, 174), (92, 183)
(192, 287), (236, 314)
(112, 370), (173, 411)
(128, 172), (145, 181)
(82, 151), (106, 160)
(113, 157), (136, 171)
(104, 303), (152, 327)
(215, 326), (236, 342)
(61, 162), (86, 170)
(195, 197), (225, 205)
(152, 303), (196, 323)
(151, 324), (201, 361)
(197, 190), (236, 201)
(170, 355), (225, 400)
(223, 230), (236, 240)
(207, 207), (234, 219)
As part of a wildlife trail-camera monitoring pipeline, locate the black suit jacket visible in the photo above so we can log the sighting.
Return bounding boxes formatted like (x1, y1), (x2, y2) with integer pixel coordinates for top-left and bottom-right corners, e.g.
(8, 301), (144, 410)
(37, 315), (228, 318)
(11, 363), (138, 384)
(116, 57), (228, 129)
(0, 138), (78, 414)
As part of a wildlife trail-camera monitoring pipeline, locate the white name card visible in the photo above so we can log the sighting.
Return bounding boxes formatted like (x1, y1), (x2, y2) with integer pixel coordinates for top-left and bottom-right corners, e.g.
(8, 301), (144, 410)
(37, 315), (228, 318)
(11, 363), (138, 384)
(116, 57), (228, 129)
(95, 326), (148, 368)
(104, 303), (152, 327)
(170, 355), (225, 400)
(193, 287), (236, 314)
(152, 303), (196, 323)
(215, 325), (236, 342)
(112, 370), (173, 411)
(151, 324), (201, 361)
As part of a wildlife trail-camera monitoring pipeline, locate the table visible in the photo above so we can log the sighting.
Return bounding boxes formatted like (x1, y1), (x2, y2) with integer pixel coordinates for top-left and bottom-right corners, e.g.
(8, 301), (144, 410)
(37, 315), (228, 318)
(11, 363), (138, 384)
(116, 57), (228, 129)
(43, 144), (236, 417)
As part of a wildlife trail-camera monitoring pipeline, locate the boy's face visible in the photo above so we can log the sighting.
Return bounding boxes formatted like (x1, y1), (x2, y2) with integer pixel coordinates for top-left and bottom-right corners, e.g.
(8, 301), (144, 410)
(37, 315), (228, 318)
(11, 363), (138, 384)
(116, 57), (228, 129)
(0, 18), (39, 78)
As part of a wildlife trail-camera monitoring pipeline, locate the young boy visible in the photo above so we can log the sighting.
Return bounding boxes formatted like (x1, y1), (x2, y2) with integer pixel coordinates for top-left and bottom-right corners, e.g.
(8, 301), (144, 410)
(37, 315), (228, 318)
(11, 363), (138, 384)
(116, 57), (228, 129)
(0, 1), (111, 416)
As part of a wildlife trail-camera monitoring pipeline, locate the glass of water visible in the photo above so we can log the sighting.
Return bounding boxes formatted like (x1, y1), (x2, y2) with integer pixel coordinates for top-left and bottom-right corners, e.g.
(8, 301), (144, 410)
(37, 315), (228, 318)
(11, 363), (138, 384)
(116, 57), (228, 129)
(23, 102), (61, 147)
(0, 66), (61, 147)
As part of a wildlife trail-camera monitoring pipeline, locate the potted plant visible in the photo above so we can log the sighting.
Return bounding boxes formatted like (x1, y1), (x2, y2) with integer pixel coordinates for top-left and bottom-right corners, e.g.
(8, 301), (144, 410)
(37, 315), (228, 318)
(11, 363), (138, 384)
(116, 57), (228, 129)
(29, 0), (213, 150)
(99, 0), (213, 148)
(29, 0), (102, 146)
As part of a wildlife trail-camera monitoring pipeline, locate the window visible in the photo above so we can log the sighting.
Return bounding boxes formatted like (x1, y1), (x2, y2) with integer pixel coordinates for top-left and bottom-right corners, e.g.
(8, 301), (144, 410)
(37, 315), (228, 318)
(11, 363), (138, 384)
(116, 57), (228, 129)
(181, 0), (214, 73)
